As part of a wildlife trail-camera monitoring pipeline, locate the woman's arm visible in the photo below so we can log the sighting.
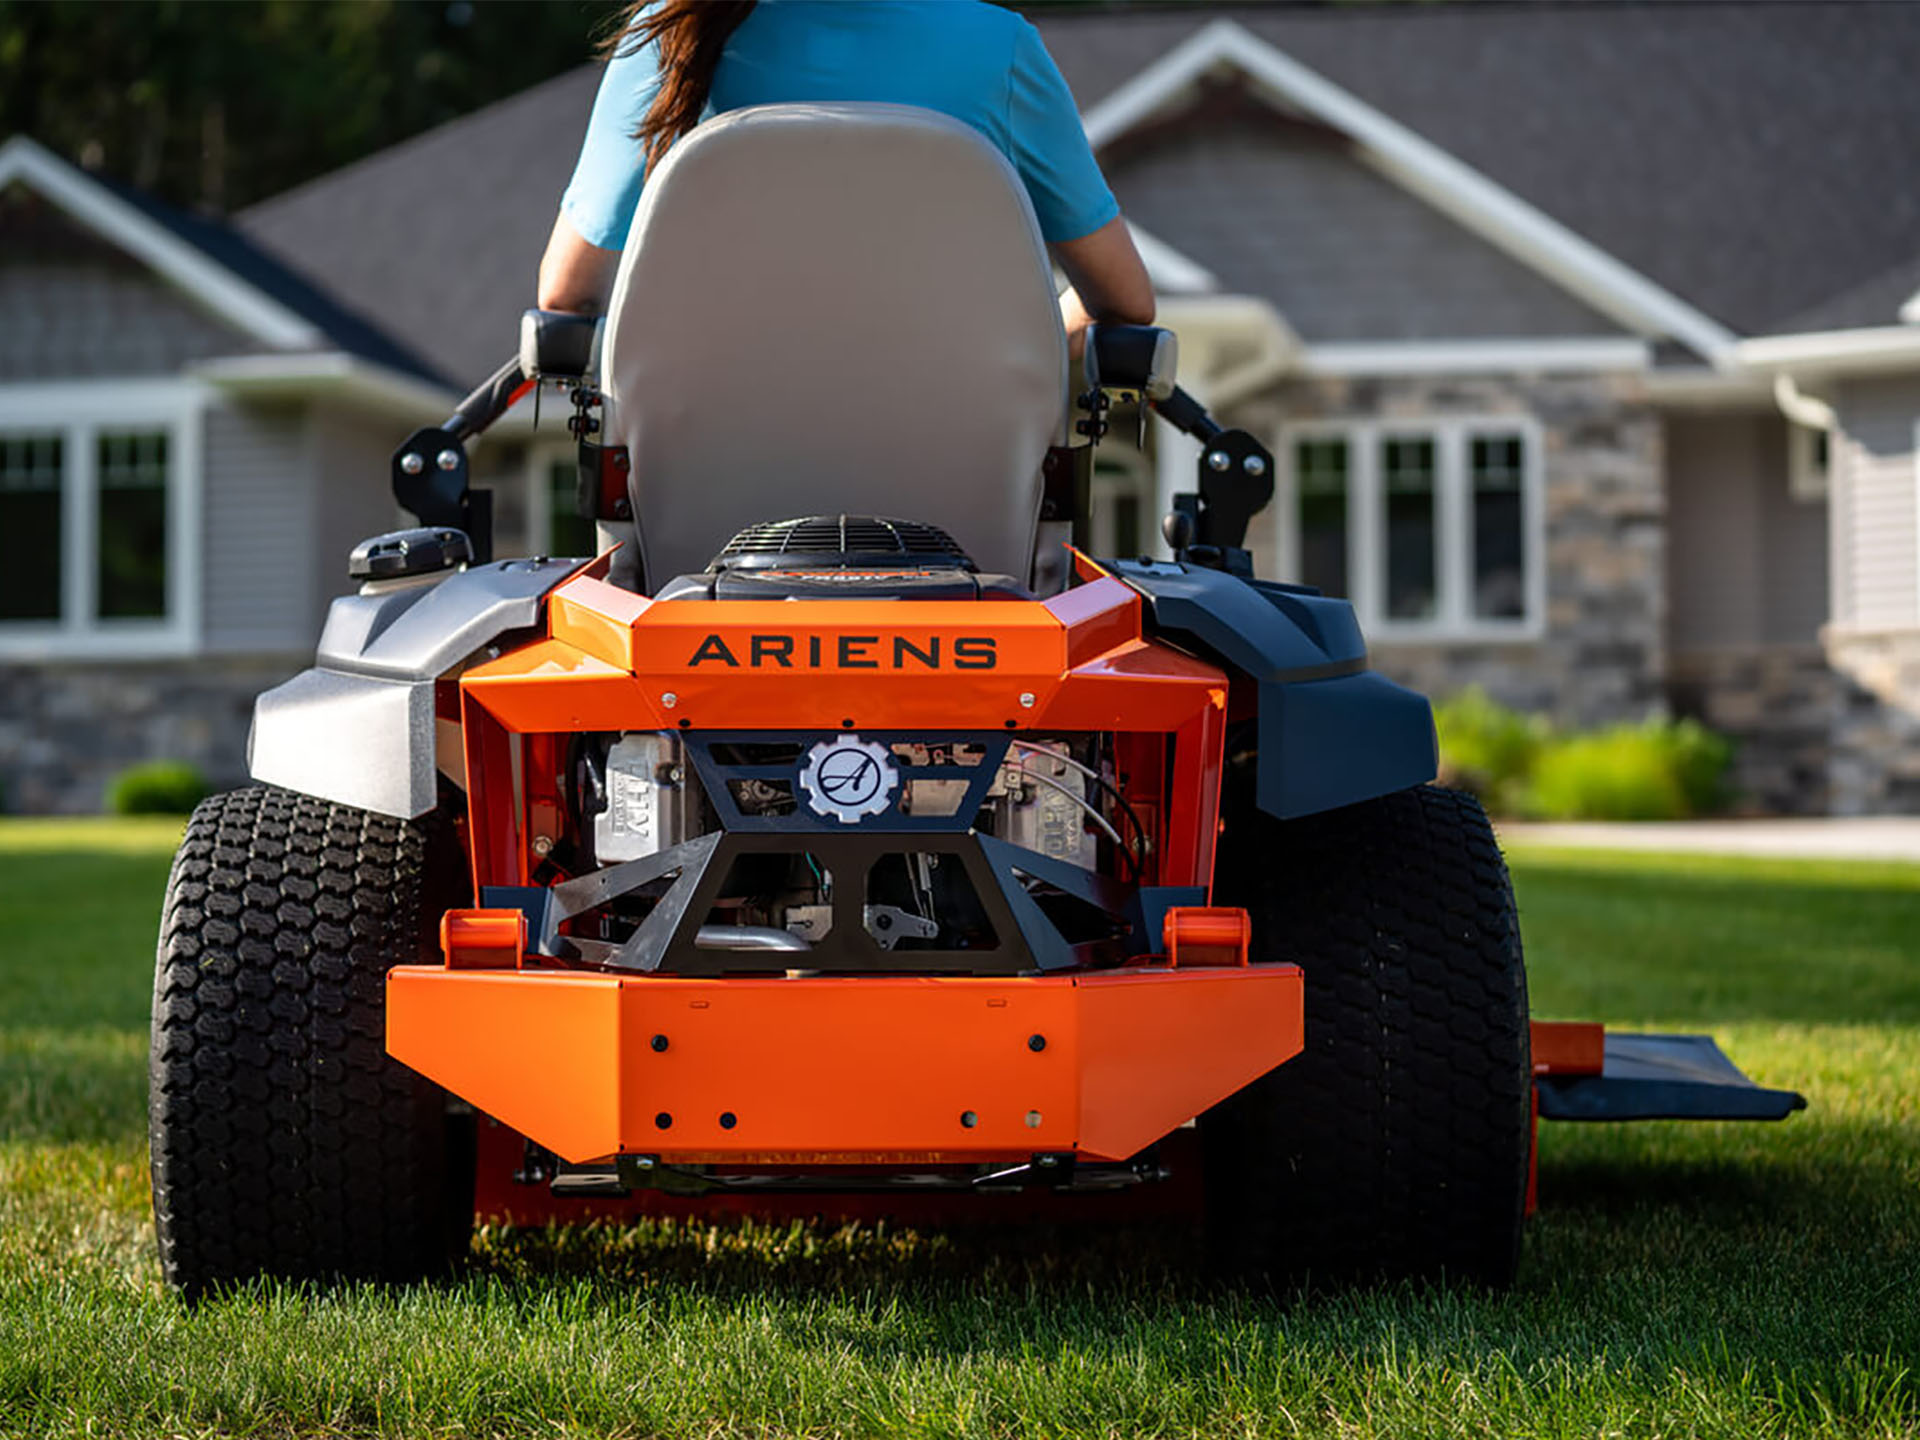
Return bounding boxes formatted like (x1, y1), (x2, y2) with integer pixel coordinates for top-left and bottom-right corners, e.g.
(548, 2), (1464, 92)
(1052, 214), (1156, 356)
(538, 212), (623, 315)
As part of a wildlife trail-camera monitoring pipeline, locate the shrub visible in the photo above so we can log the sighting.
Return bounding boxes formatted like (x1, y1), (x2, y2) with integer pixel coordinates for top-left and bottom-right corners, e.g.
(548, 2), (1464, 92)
(1434, 686), (1549, 817)
(107, 761), (209, 816)
(1524, 718), (1733, 822)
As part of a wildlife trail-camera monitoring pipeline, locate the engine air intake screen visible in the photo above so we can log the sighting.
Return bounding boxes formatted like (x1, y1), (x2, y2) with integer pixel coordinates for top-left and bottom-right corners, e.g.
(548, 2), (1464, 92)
(712, 515), (974, 571)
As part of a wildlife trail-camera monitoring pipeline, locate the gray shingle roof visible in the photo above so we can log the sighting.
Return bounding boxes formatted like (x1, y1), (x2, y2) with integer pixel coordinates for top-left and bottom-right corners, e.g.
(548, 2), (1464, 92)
(231, 1), (1920, 385)
(1038, 1), (1920, 337)
(238, 66), (601, 388)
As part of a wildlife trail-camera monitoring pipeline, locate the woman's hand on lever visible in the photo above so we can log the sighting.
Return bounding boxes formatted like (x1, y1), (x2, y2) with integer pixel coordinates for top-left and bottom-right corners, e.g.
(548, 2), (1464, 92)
(537, 212), (622, 316)
(1052, 214), (1156, 362)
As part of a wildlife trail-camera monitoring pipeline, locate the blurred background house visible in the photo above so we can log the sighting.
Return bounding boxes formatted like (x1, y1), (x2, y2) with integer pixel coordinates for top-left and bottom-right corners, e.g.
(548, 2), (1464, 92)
(1, 1), (1916, 815)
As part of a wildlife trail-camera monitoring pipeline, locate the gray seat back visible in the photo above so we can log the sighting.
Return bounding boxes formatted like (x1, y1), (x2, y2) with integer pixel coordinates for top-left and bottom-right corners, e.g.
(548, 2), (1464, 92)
(600, 103), (1068, 585)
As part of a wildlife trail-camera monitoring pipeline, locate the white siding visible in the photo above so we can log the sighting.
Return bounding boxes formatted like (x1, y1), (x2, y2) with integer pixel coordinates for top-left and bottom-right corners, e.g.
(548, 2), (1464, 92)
(200, 401), (316, 654)
(1833, 375), (1920, 630)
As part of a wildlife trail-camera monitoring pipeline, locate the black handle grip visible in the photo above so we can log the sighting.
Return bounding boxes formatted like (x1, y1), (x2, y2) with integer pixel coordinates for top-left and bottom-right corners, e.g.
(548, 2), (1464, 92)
(444, 356), (528, 442)
(1150, 386), (1222, 442)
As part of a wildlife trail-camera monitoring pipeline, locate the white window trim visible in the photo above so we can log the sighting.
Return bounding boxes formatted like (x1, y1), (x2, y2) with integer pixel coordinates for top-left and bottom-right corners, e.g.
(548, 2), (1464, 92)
(0, 378), (206, 660)
(1274, 415), (1546, 644)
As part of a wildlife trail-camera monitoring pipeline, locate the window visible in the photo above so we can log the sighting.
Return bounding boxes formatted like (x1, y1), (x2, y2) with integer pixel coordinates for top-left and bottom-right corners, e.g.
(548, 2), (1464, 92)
(1293, 437), (1348, 598)
(1382, 436), (1437, 621)
(96, 431), (168, 618)
(1091, 449), (1152, 560)
(0, 435), (63, 622)
(1277, 418), (1542, 638)
(0, 384), (200, 657)
(525, 444), (600, 559)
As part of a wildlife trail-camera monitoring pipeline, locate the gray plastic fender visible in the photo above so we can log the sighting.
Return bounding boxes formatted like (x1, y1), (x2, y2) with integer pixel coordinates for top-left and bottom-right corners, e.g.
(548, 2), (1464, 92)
(1110, 559), (1437, 820)
(247, 557), (583, 819)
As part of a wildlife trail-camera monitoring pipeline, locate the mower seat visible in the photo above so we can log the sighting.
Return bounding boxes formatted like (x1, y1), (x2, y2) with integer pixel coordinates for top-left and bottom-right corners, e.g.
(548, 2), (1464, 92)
(599, 103), (1069, 590)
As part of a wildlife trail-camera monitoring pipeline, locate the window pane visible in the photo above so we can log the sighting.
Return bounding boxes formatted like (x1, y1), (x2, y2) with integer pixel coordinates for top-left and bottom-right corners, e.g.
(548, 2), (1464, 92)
(0, 434), (63, 621)
(1471, 434), (1526, 620)
(1111, 492), (1141, 560)
(547, 458), (598, 557)
(1383, 437), (1436, 620)
(1295, 437), (1348, 596)
(97, 431), (168, 619)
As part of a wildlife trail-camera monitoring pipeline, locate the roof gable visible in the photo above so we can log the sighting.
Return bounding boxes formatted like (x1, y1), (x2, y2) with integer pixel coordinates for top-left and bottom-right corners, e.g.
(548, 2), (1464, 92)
(0, 136), (446, 385)
(1073, 18), (1734, 362)
(1103, 82), (1626, 344)
(0, 136), (321, 350)
(1039, 3), (1920, 342)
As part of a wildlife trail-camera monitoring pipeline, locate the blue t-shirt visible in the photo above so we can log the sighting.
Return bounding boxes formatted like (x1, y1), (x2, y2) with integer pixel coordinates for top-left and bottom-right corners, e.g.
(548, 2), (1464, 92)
(560, 0), (1118, 250)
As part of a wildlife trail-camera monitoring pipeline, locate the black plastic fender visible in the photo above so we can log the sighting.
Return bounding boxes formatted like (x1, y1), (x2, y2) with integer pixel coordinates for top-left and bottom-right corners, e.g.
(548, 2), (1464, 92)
(1110, 560), (1438, 820)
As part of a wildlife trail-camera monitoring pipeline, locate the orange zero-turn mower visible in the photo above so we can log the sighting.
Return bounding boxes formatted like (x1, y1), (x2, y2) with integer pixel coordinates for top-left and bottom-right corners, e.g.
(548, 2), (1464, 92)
(148, 105), (1803, 1298)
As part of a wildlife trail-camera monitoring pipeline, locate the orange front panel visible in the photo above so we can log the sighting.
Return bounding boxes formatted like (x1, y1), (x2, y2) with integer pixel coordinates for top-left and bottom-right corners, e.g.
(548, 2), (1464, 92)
(386, 966), (1303, 1166)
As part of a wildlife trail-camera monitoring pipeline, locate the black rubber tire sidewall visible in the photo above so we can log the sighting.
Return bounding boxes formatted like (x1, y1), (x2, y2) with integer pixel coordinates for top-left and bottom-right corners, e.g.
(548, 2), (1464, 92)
(149, 786), (474, 1297)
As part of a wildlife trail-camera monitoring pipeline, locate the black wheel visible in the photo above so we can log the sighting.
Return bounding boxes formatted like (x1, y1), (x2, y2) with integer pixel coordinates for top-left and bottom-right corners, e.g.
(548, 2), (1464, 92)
(149, 786), (474, 1297)
(1202, 782), (1531, 1291)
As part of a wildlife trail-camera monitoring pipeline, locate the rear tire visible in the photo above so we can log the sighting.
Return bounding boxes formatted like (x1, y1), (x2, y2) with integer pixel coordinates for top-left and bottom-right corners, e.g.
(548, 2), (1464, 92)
(1202, 782), (1531, 1291)
(149, 786), (474, 1297)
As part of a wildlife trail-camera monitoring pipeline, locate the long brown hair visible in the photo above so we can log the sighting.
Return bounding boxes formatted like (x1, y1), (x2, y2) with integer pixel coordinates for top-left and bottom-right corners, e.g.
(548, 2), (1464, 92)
(597, 1), (759, 166)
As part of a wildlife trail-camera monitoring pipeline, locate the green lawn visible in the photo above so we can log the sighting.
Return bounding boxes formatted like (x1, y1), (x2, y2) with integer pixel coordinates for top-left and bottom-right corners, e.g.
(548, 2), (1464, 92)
(0, 818), (1915, 1438)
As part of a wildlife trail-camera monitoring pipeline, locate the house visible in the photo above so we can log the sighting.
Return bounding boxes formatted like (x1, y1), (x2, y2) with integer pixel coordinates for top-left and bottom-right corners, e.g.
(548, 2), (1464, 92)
(2, 1), (1917, 815)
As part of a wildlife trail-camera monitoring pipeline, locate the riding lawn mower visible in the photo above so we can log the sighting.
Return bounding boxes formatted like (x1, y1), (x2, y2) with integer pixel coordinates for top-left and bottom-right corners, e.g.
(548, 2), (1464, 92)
(147, 104), (1803, 1297)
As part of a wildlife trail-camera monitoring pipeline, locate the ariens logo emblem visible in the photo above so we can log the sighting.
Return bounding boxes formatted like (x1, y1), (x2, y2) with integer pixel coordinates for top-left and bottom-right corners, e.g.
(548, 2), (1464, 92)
(687, 634), (997, 670)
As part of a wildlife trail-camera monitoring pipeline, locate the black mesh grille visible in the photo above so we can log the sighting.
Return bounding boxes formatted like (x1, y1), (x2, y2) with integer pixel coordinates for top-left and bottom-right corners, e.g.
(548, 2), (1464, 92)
(712, 515), (974, 569)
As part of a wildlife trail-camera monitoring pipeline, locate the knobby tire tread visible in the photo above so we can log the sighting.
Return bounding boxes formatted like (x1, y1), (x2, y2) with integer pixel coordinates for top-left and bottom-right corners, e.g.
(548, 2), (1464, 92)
(148, 786), (472, 1297)
(1203, 782), (1531, 1291)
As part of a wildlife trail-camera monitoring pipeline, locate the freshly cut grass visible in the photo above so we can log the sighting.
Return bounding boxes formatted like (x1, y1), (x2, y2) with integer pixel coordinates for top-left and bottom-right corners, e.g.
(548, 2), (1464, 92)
(0, 818), (1914, 1438)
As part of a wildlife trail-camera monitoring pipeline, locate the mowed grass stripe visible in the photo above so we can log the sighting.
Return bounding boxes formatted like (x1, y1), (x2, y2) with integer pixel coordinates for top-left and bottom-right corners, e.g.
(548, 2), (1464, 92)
(0, 819), (1913, 1437)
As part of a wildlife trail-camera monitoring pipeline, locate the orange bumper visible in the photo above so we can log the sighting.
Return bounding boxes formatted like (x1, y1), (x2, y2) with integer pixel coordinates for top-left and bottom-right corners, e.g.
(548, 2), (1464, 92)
(386, 965), (1303, 1166)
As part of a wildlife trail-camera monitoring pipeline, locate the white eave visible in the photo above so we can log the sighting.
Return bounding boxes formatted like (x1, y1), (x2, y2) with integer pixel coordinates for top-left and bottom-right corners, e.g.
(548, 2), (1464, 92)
(1735, 325), (1920, 376)
(0, 135), (325, 351)
(190, 351), (456, 423)
(1080, 20), (1739, 368)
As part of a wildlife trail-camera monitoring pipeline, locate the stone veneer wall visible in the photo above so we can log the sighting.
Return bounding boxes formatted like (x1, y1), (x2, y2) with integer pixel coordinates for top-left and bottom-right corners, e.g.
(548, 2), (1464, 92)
(1231, 372), (1666, 727)
(0, 656), (303, 814)
(1824, 628), (1920, 815)
(1667, 646), (1837, 815)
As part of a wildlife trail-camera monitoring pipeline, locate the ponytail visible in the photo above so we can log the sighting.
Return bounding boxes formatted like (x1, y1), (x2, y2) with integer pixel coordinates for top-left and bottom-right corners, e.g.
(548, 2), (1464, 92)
(598, 1), (759, 166)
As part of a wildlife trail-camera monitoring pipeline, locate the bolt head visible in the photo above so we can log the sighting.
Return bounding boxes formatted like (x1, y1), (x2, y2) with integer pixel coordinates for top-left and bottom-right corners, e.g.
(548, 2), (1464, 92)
(435, 448), (461, 472)
(531, 835), (553, 856)
(1207, 450), (1231, 472)
(661, 691), (678, 708)
(1243, 453), (1268, 478)
(1018, 692), (1036, 708)
(399, 452), (425, 475)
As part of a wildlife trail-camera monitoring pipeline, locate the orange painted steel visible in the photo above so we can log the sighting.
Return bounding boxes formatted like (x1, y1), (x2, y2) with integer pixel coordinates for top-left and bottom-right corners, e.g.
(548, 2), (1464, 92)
(386, 965), (1304, 1167)
(453, 571), (1232, 894)
(1162, 907), (1251, 968)
(1530, 1020), (1606, 1076)
(441, 909), (526, 970)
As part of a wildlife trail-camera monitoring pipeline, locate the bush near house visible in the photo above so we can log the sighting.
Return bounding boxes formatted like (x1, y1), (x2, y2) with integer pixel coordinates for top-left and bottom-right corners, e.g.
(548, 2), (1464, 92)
(105, 762), (209, 817)
(1436, 688), (1731, 821)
